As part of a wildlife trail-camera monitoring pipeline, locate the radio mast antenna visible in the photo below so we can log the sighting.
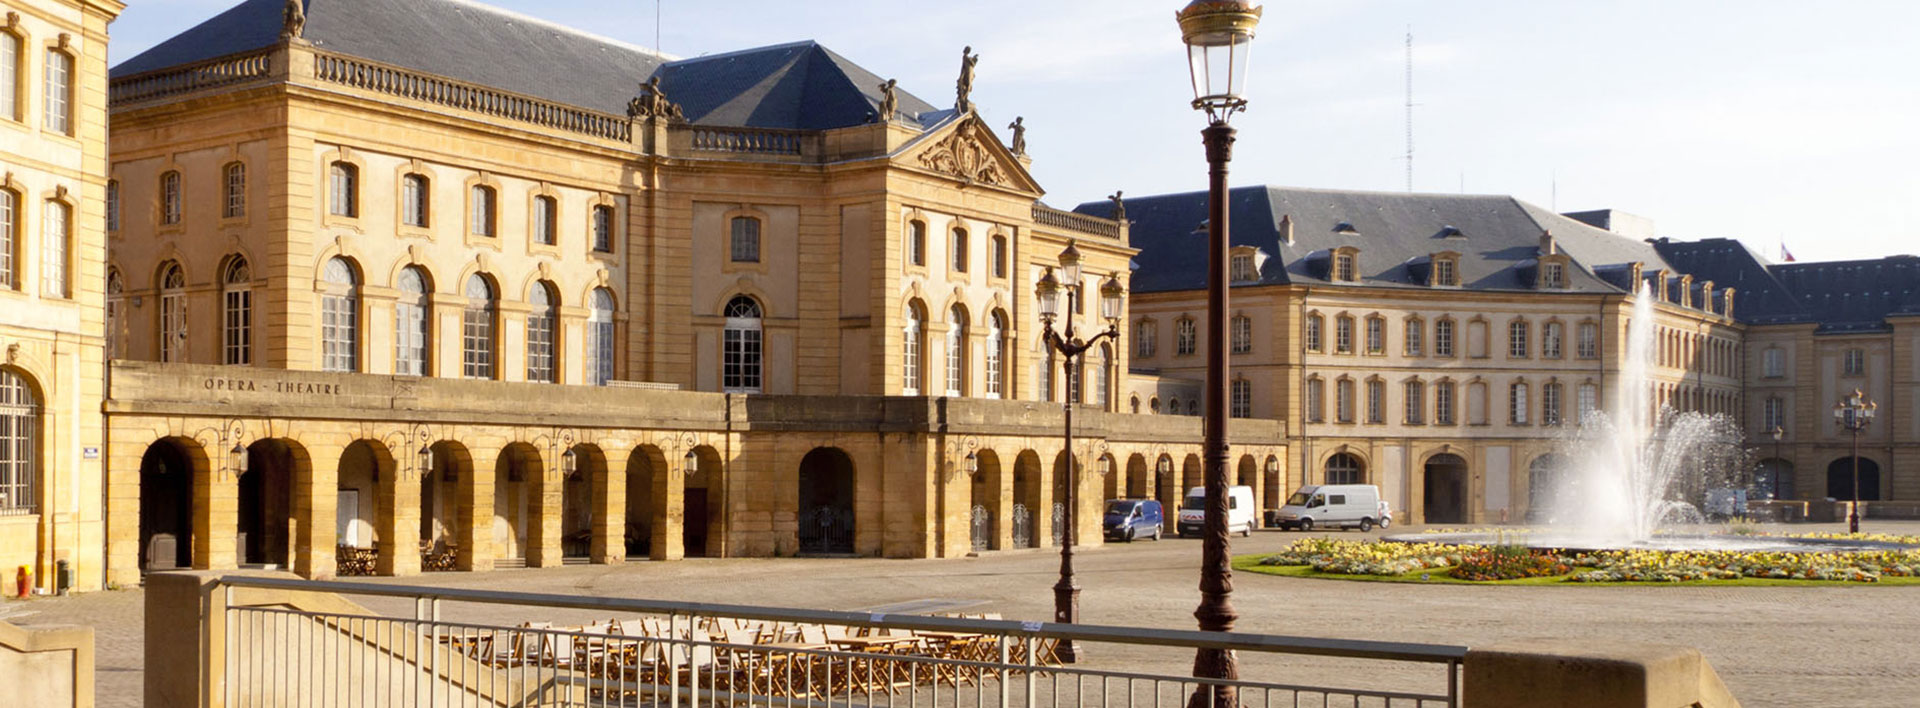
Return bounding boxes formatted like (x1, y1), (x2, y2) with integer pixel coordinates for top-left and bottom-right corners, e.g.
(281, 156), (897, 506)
(1403, 27), (1414, 192)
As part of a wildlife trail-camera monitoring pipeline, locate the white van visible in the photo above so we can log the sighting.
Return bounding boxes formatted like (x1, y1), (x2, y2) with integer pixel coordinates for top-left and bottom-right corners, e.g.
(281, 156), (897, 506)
(1175, 485), (1257, 538)
(1274, 485), (1384, 532)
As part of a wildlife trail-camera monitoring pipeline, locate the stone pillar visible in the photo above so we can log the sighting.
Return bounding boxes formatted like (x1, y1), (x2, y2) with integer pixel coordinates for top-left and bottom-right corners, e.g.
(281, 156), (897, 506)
(652, 461), (684, 561)
(459, 447), (499, 572)
(593, 447), (630, 565)
(295, 442), (343, 580)
(105, 436), (149, 588)
(527, 465), (564, 568)
(1034, 455), (1056, 549)
(378, 451), (422, 577)
(195, 442), (238, 571)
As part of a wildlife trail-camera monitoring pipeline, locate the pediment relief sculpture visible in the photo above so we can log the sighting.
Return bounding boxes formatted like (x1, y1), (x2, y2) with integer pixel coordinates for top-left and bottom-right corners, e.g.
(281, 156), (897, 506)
(916, 121), (1008, 187)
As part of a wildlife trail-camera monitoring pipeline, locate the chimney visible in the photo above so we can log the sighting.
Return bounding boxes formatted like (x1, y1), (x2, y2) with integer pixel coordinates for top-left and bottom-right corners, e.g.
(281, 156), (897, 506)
(1722, 288), (1736, 319)
(1538, 230), (1557, 256)
(1278, 213), (1294, 245)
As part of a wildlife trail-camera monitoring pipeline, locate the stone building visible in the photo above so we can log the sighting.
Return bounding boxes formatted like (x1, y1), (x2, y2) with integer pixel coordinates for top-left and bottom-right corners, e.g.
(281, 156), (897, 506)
(95, 0), (1285, 588)
(0, 0), (121, 594)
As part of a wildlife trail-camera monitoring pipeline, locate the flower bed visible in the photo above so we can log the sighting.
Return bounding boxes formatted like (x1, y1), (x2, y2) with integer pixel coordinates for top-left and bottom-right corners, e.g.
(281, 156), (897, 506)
(1254, 534), (1920, 584)
(1450, 546), (1571, 581)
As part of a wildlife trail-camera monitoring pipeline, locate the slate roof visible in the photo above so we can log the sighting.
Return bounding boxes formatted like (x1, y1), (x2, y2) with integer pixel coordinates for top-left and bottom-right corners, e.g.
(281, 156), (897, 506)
(1651, 238), (1808, 325)
(112, 0), (939, 131)
(1079, 186), (1674, 295)
(1769, 257), (1920, 332)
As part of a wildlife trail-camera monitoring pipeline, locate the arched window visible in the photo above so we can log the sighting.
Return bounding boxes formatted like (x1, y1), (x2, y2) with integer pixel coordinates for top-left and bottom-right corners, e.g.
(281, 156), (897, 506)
(402, 174), (429, 227)
(730, 216), (761, 263)
(985, 310), (1006, 398)
(158, 262), (186, 362)
(321, 257), (360, 372)
(222, 257), (252, 365)
(991, 234), (1008, 278)
(0, 368), (38, 514)
(945, 305), (968, 396)
(160, 171), (182, 225)
(1366, 379), (1385, 423)
(1168, 397), (1180, 415)
(1130, 395), (1140, 414)
(1365, 316), (1385, 354)
(951, 228), (969, 273)
(1542, 382), (1563, 426)
(532, 195), (557, 246)
(223, 162), (246, 218)
(1094, 343), (1112, 408)
(1543, 321), (1564, 359)
(903, 301), (925, 394)
(43, 49), (72, 134)
(723, 296), (763, 393)
(1325, 453), (1364, 485)
(525, 282), (558, 383)
(1150, 396), (1161, 414)
(395, 267), (430, 376)
(40, 200), (68, 298)
(462, 275), (496, 378)
(587, 289), (616, 385)
(106, 267), (124, 358)
(329, 162), (358, 218)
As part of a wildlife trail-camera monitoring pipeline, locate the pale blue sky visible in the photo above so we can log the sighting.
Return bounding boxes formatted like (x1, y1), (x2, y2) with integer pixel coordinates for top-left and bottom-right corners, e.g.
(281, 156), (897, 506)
(111, 1), (1920, 264)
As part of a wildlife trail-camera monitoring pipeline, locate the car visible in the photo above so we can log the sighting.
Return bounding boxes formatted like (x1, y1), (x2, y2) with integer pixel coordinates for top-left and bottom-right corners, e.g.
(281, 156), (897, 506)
(1102, 499), (1163, 542)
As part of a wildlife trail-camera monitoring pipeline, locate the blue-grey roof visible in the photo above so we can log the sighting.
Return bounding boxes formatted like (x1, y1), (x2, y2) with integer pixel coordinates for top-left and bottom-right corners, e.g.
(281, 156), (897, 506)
(1082, 186), (1674, 295)
(1769, 256), (1920, 332)
(112, 0), (938, 131)
(1651, 238), (1809, 325)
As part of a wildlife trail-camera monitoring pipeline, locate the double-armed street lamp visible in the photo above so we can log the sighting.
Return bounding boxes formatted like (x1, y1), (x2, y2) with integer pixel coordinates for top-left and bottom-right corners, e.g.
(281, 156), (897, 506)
(1831, 389), (1876, 534)
(1175, 1), (1261, 704)
(1035, 241), (1126, 664)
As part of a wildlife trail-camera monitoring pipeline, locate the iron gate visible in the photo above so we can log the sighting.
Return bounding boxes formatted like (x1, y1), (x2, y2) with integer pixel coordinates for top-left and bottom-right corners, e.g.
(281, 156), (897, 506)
(797, 505), (854, 554)
(1011, 503), (1033, 548)
(969, 505), (992, 552)
(1051, 502), (1067, 545)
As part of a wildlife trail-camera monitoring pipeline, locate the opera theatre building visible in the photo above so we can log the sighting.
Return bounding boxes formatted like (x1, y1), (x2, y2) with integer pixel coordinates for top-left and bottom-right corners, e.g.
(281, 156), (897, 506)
(0, 0), (1911, 593)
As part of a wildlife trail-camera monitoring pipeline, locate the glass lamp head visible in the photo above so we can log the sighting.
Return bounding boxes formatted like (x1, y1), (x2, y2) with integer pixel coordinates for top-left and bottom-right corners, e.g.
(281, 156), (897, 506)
(1035, 268), (1062, 321)
(1099, 273), (1125, 322)
(1176, 0), (1263, 124)
(230, 442), (248, 473)
(1058, 241), (1084, 285)
(418, 444), (434, 473)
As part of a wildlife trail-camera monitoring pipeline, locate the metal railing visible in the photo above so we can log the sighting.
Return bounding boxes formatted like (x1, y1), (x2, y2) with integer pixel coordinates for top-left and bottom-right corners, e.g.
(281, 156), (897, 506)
(214, 575), (1463, 707)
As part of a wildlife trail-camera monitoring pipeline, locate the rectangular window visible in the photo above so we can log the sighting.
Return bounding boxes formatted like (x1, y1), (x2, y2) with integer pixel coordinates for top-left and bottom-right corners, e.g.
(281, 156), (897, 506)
(1306, 379), (1324, 422)
(462, 309), (493, 378)
(402, 175), (429, 227)
(1136, 322), (1156, 358)
(396, 301), (426, 376)
(902, 326), (921, 395)
(1843, 349), (1865, 376)
(1577, 322), (1598, 358)
(1231, 316), (1252, 354)
(470, 186), (495, 236)
(1335, 317), (1353, 354)
(588, 319), (615, 385)
(985, 334), (1003, 398)
(1305, 316), (1323, 352)
(1366, 379), (1384, 424)
(160, 292), (186, 362)
(1435, 382), (1455, 425)
(945, 330), (964, 397)
(224, 164), (246, 218)
(106, 181), (120, 232)
(1176, 319), (1196, 356)
(1404, 320), (1423, 356)
(1335, 254), (1355, 282)
(1434, 258), (1456, 286)
(40, 201), (67, 298)
(951, 229), (968, 272)
(533, 196), (557, 246)
(593, 206), (614, 252)
(1543, 322), (1564, 359)
(224, 288), (252, 365)
(1763, 348), (1784, 378)
(1336, 379), (1355, 423)
(722, 326), (762, 392)
(0, 191), (14, 288)
(1365, 318), (1383, 354)
(1435, 320), (1454, 357)
(1230, 254), (1256, 282)
(1509, 382), (1530, 425)
(526, 312), (555, 383)
(43, 50), (71, 134)
(329, 164), (357, 217)
(908, 221), (926, 266)
(1509, 321), (1529, 358)
(730, 217), (761, 262)
(322, 294), (357, 372)
(1037, 352), (1052, 402)
(991, 236), (1007, 278)
(0, 34), (15, 120)
(1764, 397), (1784, 430)
(1404, 381), (1425, 424)
(1543, 262), (1565, 289)
(1578, 383), (1597, 420)
(1231, 380), (1252, 418)
(161, 173), (181, 225)
(1543, 383), (1562, 426)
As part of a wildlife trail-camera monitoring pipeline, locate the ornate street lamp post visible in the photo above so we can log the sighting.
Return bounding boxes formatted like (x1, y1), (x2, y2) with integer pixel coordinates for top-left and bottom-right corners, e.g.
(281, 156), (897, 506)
(1035, 243), (1125, 664)
(1176, 1), (1260, 704)
(1831, 389), (1876, 534)
(1768, 425), (1784, 501)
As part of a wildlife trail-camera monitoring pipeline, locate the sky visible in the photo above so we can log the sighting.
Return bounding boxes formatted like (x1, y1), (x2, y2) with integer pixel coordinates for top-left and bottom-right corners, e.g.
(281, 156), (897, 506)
(108, 1), (1920, 264)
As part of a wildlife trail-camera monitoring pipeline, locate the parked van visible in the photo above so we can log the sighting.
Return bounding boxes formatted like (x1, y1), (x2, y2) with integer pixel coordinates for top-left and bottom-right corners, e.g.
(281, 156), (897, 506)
(1274, 485), (1384, 531)
(1176, 486), (1257, 538)
(1102, 499), (1164, 542)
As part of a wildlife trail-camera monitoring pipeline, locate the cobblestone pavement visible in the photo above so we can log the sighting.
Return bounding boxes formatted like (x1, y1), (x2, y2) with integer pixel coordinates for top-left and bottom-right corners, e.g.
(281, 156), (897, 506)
(9, 520), (1919, 708)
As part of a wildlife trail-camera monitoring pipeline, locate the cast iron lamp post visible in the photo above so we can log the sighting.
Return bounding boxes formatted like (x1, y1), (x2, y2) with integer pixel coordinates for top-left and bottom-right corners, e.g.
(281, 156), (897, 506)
(1768, 425), (1784, 500)
(1035, 243), (1125, 664)
(1831, 389), (1875, 534)
(1176, 1), (1260, 704)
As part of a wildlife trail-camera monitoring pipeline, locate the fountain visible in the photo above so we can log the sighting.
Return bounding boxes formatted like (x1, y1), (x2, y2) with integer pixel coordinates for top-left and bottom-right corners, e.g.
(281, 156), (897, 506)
(1394, 284), (1908, 554)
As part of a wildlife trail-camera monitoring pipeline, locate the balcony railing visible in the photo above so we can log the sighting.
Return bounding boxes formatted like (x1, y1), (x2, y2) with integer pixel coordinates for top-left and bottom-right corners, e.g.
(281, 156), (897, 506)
(1033, 204), (1122, 240)
(311, 52), (632, 143)
(688, 126), (807, 156)
(109, 49), (274, 105)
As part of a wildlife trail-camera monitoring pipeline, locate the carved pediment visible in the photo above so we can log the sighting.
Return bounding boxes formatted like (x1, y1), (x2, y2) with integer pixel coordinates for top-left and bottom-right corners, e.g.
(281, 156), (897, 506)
(914, 121), (1011, 187)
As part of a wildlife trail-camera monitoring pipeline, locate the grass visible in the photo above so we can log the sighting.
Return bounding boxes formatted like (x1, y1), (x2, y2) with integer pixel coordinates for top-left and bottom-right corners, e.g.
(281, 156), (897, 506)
(1231, 554), (1920, 587)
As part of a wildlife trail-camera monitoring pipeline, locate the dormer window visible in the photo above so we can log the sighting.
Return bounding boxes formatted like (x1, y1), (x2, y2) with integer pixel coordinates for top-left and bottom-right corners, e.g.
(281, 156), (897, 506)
(1431, 253), (1460, 287)
(1230, 253), (1256, 282)
(1542, 261), (1566, 289)
(1330, 246), (1361, 283)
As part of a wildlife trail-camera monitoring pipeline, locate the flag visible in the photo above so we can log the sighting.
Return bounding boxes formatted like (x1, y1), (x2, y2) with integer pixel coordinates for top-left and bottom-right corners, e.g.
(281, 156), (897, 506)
(1780, 244), (1796, 262)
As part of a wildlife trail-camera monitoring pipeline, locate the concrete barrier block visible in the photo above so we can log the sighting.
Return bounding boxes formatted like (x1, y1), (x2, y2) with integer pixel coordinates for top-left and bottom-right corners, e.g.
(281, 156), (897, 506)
(1465, 639), (1739, 708)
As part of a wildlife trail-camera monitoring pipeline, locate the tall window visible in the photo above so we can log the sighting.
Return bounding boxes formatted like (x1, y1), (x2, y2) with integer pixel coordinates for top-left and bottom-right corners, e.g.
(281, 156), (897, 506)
(1040, 348), (1055, 402)
(945, 306), (968, 396)
(1542, 262), (1566, 289)
(532, 196), (557, 246)
(1335, 379), (1355, 423)
(1325, 453), (1363, 485)
(223, 163), (246, 218)
(1066, 355), (1082, 404)
(907, 220), (926, 266)
(1763, 348), (1784, 378)
(1543, 322), (1564, 359)
(1435, 381), (1456, 425)
(1335, 316), (1354, 354)
(159, 263), (186, 362)
(1577, 383), (1598, 420)
(39, 201), (67, 298)
(1305, 314), (1323, 352)
(402, 174), (429, 227)
(592, 205), (615, 252)
(1334, 253), (1356, 282)
(1230, 315), (1252, 354)
(106, 268), (124, 358)
(222, 257), (251, 365)
(1405, 380), (1425, 424)
(462, 275), (496, 378)
(525, 282), (557, 383)
(329, 162), (358, 217)
(730, 216), (760, 262)
(1843, 348), (1865, 376)
(1176, 318), (1196, 356)
(469, 185), (496, 236)
(43, 50), (71, 134)
(0, 368), (38, 514)
(1509, 382), (1530, 425)
(1305, 378), (1325, 422)
(1095, 344), (1112, 408)
(951, 228), (968, 272)
(395, 267), (429, 376)
(0, 33), (16, 120)
(1404, 319), (1423, 356)
(1577, 322), (1598, 358)
(1435, 318), (1455, 357)
(1509, 320), (1530, 358)
(903, 302), (925, 394)
(1365, 317), (1384, 354)
(105, 180), (120, 232)
(586, 289), (615, 385)
(1231, 379), (1252, 418)
(1759, 396), (1784, 430)
(160, 171), (181, 225)
(1542, 382), (1563, 426)
(1135, 320), (1156, 358)
(985, 311), (1006, 398)
(991, 235), (1007, 278)
(1230, 254), (1256, 282)
(722, 296), (763, 393)
(1366, 379), (1385, 424)
(1433, 257), (1457, 286)
(321, 257), (359, 372)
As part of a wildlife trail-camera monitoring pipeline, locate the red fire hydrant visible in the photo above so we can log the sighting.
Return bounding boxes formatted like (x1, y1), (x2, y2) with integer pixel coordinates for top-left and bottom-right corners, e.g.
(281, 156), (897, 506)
(14, 565), (28, 599)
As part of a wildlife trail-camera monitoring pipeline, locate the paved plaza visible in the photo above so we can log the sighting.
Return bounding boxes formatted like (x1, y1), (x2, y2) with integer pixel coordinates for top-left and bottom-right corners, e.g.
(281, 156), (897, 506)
(7, 521), (1919, 707)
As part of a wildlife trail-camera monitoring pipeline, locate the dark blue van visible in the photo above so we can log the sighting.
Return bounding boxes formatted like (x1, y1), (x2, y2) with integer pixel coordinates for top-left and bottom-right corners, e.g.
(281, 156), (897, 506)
(1103, 499), (1163, 542)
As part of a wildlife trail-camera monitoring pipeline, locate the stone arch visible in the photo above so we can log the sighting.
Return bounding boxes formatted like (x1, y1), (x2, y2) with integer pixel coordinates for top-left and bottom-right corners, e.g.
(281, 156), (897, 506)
(1124, 453), (1149, 498)
(1754, 456), (1795, 500)
(423, 439), (471, 569)
(493, 442), (542, 565)
(563, 442), (606, 560)
(1525, 453), (1568, 522)
(1422, 452), (1470, 524)
(970, 448), (1004, 550)
(1262, 455), (1283, 509)
(1098, 453), (1119, 501)
(1323, 450), (1367, 485)
(686, 444), (726, 557)
(1180, 454), (1203, 497)
(238, 438), (309, 569)
(797, 447), (856, 555)
(1236, 455), (1258, 502)
(624, 444), (668, 559)
(337, 439), (394, 574)
(1154, 453), (1178, 513)
(1012, 450), (1043, 548)
(1827, 456), (1882, 502)
(139, 437), (206, 572)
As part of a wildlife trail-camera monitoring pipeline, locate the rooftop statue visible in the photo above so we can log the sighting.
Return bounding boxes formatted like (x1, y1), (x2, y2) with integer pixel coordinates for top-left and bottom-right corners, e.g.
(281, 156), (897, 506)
(955, 46), (979, 113)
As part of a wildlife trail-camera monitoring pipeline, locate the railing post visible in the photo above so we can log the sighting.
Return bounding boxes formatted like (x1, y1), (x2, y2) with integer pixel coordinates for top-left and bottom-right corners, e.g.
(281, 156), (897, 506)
(204, 580), (231, 708)
(998, 636), (1012, 708)
(1024, 636), (1037, 708)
